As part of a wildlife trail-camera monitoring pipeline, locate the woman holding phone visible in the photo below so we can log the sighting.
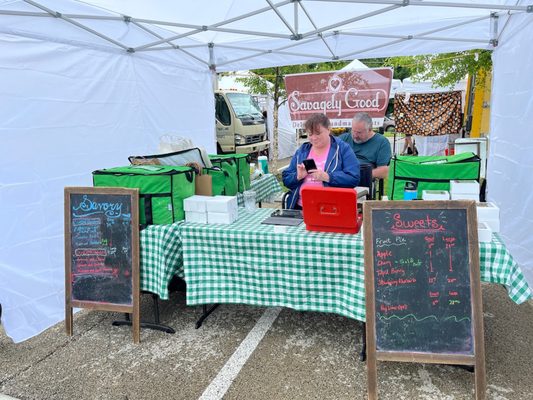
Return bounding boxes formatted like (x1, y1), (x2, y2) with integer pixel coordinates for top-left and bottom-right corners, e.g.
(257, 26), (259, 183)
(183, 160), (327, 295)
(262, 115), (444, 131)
(282, 113), (360, 209)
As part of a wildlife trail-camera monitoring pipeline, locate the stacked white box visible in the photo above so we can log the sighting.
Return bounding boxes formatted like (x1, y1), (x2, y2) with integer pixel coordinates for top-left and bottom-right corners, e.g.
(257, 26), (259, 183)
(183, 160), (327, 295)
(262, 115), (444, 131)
(477, 222), (492, 243)
(184, 195), (210, 212)
(476, 202), (500, 220)
(206, 195), (238, 224)
(450, 180), (479, 200)
(422, 190), (450, 200)
(476, 202), (500, 233)
(185, 212), (208, 223)
(184, 195), (211, 224)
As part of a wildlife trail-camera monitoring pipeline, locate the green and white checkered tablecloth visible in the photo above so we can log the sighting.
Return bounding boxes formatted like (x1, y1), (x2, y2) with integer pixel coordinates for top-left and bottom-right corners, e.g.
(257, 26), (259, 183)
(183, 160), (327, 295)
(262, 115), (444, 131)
(479, 234), (532, 304)
(140, 208), (532, 315)
(140, 222), (184, 300)
(237, 173), (283, 207)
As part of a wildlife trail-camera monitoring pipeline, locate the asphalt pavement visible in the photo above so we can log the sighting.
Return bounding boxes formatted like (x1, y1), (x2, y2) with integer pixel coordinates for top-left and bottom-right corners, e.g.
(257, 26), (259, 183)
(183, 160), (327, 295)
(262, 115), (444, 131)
(1, 282), (533, 400)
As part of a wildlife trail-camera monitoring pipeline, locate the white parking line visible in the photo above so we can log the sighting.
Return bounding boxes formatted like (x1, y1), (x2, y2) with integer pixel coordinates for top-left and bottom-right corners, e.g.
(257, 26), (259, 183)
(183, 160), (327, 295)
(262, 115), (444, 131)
(198, 307), (281, 400)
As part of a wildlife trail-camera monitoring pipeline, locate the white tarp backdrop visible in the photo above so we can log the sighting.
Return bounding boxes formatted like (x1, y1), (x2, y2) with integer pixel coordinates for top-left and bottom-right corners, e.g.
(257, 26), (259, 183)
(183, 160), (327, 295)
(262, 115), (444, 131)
(1, 0), (532, 342)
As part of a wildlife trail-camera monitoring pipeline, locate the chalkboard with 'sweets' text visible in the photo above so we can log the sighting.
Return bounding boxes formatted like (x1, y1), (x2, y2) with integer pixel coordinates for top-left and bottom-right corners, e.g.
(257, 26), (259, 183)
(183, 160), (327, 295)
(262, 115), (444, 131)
(371, 208), (472, 354)
(363, 200), (486, 400)
(64, 187), (140, 343)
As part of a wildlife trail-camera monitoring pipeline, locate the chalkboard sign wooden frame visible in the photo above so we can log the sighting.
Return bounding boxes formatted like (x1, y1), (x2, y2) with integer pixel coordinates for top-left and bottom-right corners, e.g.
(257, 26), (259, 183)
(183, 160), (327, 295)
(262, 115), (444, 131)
(64, 187), (140, 343)
(363, 200), (485, 400)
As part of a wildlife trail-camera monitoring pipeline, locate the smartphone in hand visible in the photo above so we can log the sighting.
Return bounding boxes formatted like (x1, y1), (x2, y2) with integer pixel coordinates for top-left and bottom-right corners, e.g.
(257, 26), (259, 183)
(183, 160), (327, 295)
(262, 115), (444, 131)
(302, 159), (317, 172)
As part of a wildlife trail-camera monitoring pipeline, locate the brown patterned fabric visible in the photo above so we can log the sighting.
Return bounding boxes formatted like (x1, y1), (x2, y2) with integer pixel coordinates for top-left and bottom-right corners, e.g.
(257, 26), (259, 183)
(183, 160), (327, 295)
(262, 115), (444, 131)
(393, 91), (462, 136)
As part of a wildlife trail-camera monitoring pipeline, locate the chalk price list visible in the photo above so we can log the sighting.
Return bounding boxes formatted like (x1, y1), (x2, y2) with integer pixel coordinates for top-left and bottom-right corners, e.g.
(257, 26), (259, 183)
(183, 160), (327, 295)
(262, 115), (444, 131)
(372, 209), (473, 354)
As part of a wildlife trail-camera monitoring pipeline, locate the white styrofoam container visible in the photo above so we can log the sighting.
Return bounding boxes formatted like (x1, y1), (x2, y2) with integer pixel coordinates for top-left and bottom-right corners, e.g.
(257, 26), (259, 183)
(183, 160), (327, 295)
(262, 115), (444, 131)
(450, 180), (480, 194)
(477, 222), (492, 243)
(206, 195), (238, 213)
(476, 202), (500, 221)
(451, 193), (479, 200)
(422, 190), (450, 200)
(183, 195), (211, 212)
(207, 211), (238, 224)
(185, 211), (208, 223)
(484, 219), (500, 233)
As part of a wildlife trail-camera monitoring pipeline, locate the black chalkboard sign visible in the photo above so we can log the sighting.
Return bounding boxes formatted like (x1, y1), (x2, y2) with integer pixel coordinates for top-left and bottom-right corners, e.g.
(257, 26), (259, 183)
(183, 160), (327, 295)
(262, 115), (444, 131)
(64, 187), (140, 343)
(363, 200), (485, 400)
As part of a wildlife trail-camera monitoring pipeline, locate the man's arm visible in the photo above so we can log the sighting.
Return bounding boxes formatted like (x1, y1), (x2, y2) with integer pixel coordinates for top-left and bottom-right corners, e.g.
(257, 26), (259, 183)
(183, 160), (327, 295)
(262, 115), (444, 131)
(372, 165), (389, 179)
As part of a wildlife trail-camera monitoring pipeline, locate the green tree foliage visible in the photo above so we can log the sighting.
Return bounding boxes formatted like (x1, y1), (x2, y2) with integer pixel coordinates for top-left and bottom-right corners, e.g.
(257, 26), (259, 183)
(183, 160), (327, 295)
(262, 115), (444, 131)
(385, 50), (493, 87)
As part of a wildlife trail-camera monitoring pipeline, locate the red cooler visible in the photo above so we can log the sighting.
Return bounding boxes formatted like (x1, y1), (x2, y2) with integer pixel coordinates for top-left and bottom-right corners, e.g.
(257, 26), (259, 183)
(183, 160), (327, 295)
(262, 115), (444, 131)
(301, 186), (362, 234)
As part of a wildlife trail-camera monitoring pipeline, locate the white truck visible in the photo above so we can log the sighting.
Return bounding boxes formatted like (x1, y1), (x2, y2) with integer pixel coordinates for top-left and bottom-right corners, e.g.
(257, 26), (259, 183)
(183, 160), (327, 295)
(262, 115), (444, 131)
(215, 90), (270, 155)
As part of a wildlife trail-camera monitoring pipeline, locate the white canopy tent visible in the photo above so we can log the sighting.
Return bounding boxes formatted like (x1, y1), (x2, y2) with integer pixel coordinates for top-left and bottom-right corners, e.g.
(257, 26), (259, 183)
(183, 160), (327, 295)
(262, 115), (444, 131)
(1, 0), (532, 342)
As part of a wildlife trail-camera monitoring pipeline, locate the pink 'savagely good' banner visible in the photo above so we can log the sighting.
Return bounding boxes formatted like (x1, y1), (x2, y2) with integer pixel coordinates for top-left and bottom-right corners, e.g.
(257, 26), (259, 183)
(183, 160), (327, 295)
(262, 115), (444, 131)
(284, 68), (393, 128)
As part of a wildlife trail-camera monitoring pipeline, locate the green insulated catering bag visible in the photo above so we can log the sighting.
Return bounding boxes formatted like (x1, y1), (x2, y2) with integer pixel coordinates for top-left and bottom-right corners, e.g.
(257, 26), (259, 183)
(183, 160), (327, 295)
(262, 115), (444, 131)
(209, 154), (251, 194)
(387, 152), (481, 200)
(93, 165), (195, 225)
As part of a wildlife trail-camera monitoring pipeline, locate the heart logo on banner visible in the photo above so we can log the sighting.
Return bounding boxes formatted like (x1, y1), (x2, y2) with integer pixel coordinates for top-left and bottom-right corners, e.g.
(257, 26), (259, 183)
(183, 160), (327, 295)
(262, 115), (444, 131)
(328, 75), (342, 92)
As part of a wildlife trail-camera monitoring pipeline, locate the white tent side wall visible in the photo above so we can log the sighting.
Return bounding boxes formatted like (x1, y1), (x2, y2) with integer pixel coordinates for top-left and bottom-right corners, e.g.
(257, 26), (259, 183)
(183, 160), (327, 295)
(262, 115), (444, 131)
(489, 13), (533, 288)
(0, 35), (214, 343)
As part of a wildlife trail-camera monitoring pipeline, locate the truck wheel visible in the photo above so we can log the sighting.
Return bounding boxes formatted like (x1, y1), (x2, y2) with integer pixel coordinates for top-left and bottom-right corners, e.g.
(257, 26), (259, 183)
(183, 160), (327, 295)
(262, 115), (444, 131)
(216, 143), (224, 154)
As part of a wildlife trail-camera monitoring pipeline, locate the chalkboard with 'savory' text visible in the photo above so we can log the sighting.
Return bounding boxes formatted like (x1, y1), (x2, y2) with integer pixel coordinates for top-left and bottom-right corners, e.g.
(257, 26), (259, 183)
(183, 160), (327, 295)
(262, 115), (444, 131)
(69, 192), (134, 305)
(371, 208), (472, 354)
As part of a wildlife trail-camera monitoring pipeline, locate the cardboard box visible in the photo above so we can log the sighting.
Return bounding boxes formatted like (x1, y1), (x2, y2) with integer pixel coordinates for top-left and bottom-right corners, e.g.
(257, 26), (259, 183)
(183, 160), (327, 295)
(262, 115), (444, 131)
(478, 222), (492, 243)
(207, 211), (237, 224)
(184, 195), (211, 212)
(450, 180), (479, 195)
(206, 195), (238, 214)
(476, 202), (500, 221)
(185, 211), (207, 224)
(422, 190), (450, 200)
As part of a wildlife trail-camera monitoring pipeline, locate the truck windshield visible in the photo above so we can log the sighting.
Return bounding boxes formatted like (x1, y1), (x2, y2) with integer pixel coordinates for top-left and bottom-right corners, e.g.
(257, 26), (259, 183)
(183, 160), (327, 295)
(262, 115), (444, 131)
(226, 93), (263, 119)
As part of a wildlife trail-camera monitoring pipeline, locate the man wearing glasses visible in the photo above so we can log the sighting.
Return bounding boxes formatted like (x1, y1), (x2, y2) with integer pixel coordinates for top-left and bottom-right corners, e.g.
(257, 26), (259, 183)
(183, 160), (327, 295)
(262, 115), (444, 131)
(339, 112), (392, 180)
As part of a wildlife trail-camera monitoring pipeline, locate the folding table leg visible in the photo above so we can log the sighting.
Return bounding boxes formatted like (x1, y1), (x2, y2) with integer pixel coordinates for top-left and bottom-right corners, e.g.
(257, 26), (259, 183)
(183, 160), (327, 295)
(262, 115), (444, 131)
(195, 304), (220, 329)
(112, 292), (175, 333)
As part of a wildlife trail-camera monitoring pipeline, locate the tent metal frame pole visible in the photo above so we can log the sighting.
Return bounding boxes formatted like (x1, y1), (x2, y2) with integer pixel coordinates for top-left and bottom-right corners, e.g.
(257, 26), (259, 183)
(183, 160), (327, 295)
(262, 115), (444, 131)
(298, 1), (336, 57)
(266, 0), (297, 36)
(305, 0), (531, 12)
(0, 10), (50, 17)
(339, 37), (407, 59)
(133, 0), (292, 51)
(338, 12), (496, 58)
(294, 1), (299, 34)
(490, 12), (499, 47)
(300, 4), (402, 39)
(23, 0), (130, 51)
(340, 13), (492, 45)
(134, 29), (204, 51)
(208, 42), (216, 71)
(135, 26), (291, 52)
(132, 21), (209, 65)
(216, 32), (334, 68)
